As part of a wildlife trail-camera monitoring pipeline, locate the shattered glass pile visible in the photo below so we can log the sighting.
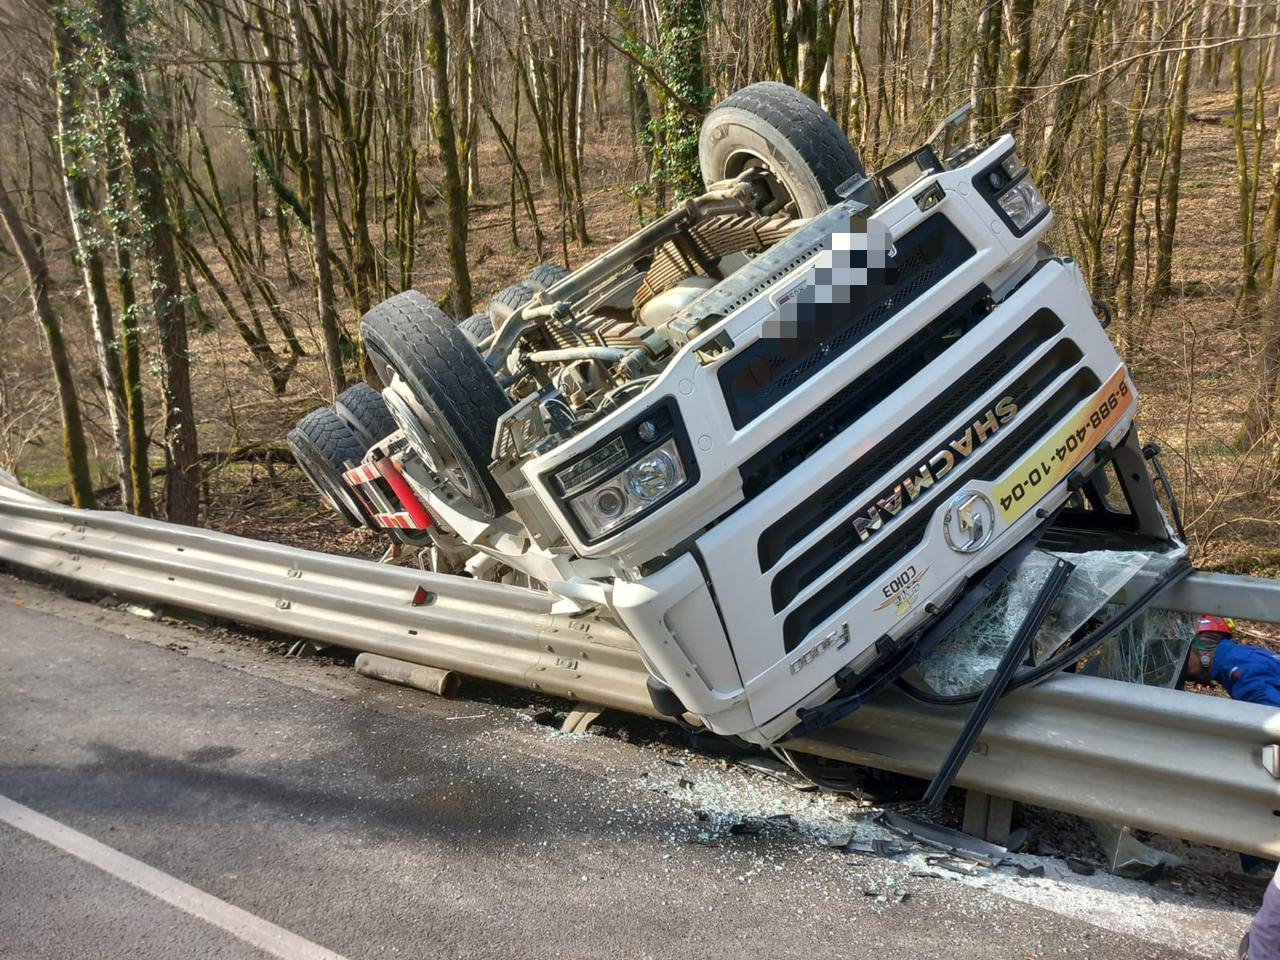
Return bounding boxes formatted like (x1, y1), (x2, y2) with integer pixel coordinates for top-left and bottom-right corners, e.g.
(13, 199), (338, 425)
(915, 549), (1185, 697)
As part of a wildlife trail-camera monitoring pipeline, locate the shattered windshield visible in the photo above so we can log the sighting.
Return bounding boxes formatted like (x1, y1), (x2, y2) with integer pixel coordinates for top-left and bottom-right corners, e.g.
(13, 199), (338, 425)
(1094, 605), (1197, 687)
(914, 549), (1185, 697)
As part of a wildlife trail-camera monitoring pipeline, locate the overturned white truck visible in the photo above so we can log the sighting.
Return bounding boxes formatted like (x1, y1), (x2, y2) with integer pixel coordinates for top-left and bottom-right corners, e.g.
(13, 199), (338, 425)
(289, 83), (1188, 781)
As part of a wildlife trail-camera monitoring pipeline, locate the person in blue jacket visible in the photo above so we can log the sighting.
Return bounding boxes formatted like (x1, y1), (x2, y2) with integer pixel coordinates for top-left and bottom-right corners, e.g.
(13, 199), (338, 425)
(1184, 615), (1280, 707)
(1185, 615), (1280, 959)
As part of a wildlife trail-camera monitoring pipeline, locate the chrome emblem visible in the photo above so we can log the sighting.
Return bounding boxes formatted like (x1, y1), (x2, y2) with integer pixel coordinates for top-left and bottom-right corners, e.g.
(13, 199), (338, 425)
(943, 491), (995, 553)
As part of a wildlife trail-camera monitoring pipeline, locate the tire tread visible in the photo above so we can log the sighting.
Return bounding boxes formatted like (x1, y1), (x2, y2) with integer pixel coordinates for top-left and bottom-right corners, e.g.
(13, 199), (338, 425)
(704, 81), (863, 207)
(334, 382), (397, 449)
(360, 290), (510, 515)
(523, 262), (568, 290)
(287, 406), (367, 526)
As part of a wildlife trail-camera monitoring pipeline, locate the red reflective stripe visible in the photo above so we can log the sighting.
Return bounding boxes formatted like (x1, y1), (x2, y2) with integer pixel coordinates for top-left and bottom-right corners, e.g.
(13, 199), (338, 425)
(343, 463), (379, 485)
(374, 512), (416, 529)
(375, 458), (432, 529)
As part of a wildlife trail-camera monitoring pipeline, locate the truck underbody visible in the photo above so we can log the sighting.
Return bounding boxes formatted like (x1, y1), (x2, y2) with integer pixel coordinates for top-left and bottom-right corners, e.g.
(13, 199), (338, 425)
(288, 85), (1185, 764)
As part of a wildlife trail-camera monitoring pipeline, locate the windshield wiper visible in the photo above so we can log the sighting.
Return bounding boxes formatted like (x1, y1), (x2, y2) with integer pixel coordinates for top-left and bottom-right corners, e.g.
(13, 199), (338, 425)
(922, 556), (1074, 807)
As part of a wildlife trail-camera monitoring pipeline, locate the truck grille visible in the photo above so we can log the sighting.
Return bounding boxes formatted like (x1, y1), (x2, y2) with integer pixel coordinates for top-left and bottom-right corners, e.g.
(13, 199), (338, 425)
(779, 367), (1101, 651)
(718, 214), (975, 428)
(739, 286), (993, 499)
(759, 308), (1070, 575)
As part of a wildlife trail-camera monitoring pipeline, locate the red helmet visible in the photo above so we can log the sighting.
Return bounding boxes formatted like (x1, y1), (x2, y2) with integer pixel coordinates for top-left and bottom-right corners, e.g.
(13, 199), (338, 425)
(1196, 614), (1235, 637)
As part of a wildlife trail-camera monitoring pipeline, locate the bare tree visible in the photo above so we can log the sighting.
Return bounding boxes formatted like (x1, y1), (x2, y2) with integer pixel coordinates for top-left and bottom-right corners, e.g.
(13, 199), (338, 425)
(287, 0), (347, 395)
(92, 0), (200, 523)
(0, 181), (96, 508)
(1155, 18), (1194, 300)
(426, 0), (473, 316)
(52, 16), (131, 507)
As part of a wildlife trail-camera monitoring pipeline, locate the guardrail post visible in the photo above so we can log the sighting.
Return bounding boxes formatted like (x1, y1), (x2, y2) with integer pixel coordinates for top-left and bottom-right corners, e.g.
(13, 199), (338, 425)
(962, 790), (1014, 846)
(1087, 819), (1181, 878)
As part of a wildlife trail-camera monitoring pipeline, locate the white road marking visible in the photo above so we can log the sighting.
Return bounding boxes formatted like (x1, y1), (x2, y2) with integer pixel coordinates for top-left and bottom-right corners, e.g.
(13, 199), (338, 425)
(0, 794), (351, 960)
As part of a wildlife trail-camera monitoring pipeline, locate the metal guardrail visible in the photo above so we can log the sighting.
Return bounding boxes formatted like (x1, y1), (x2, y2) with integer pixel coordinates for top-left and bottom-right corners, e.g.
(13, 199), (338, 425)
(1, 481), (1278, 857)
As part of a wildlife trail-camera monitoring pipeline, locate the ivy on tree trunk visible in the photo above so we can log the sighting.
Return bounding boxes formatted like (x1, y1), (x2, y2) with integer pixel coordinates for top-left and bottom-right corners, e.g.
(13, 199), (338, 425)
(647, 0), (711, 200)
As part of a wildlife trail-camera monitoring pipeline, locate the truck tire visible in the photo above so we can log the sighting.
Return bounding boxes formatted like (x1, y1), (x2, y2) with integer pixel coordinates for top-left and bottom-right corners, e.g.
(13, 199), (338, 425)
(360, 290), (511, 517)
(459, 312), (493, 345)
(523, 262), (568, 291)
(487, 280), (540, 327)
(699, 82), (864, 218)
(334, 382), (397, 450)
(287, 406), (368, 527)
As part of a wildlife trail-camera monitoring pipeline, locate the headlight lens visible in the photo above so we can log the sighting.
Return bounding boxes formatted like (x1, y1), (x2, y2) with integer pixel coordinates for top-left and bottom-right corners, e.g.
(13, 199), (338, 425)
(997, 178), (1048, 229)
(591, 486), (628, 519)
(566, 437), (688, 539)
(547, 401), (695, 542)
(984, 149), (1047, 232)
(626, 448), (681, 500)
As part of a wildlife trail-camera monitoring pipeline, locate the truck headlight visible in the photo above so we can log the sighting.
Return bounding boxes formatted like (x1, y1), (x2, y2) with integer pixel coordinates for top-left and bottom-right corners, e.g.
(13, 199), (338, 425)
(997, 179), (1047, 229)
(545, 399), (696, 542)
(568, 438), (688, 538)
(980, 149), (1048, 233)
(626, 446), (682, 500)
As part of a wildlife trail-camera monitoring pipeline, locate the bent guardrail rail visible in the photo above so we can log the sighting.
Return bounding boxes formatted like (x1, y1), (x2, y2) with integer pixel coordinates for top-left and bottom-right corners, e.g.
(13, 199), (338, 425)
(1, 479), (1277, 857)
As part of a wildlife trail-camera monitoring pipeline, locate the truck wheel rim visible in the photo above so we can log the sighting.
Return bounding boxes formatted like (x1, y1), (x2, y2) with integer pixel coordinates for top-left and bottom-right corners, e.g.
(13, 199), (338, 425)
(724, 150), (797, 214)
(295, 445), (362, 523)
(384, 385), (477, 501)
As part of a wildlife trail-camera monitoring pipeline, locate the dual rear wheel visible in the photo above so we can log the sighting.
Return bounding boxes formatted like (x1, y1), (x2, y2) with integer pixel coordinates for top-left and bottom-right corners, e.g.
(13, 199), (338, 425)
(287, 382), (403, 528)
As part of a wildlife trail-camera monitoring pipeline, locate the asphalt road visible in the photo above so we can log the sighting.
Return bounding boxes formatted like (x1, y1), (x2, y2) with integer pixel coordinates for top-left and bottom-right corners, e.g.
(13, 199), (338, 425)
(0, 571), (1252, 960)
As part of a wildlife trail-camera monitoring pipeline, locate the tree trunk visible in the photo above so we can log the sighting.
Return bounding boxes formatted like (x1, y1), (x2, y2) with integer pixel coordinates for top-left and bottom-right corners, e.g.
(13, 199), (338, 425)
(0, 184), (96, 508)
(846, 0), (868, 147)
(1258, 98), (1280, 290)
(52, 19), (132, 509)
(818, 1), (839, 116)
(771, 0), (796, 86)
(1155, 23), (1192, 300)
(287, 0), (347, 396)
(463, 0), (482, 200)
(567, 13), (590, 243)
(796, 0), (825, 104)
(923, 0), (943, 102)
(1238, 283), (1280, 448)
(96, 82), (152, 518)
(628, 58), (655, 195)
(650, 0), (710, 199)
(969, 0), (1002, 139)
(93, 0), (199, 523)
(1231, 0), (1256, 298)
(426, 0), (472, 317)
(893, 0), (912, 123)
(1197, 0), (1216, 83)
(872, 0), (889, 156)
(1114, 0), (1155, 329)
(1001, 0), (1036, 131)
(1086, 68), (1110, 296)
(1041, 0), (1098, 197)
